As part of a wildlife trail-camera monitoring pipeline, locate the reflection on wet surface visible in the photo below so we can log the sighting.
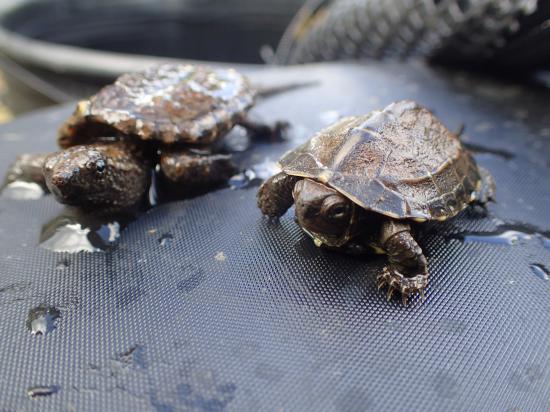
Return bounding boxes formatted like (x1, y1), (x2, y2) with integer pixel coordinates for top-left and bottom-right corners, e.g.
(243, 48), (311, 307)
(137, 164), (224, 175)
(229, 158), (280, 190)
(450, 222), (550, 248)
(26, 305), (61, 336)
(529, 264), (550, 281)
(1, 181), (45, 200)
(39, 208), (134, 253)
(229, 169), (259, 190)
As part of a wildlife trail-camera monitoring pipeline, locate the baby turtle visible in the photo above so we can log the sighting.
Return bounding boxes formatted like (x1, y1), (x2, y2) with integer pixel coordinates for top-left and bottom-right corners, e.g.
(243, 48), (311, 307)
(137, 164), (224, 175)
(258, 100), (495, 304)
(6, 64), (285, 213)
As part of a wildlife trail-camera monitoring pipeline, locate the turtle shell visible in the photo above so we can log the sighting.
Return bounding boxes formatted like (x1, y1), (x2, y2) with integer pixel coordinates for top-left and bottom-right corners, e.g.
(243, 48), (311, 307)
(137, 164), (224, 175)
(279, 100), (482, 221)
(58, 64), (255, 148)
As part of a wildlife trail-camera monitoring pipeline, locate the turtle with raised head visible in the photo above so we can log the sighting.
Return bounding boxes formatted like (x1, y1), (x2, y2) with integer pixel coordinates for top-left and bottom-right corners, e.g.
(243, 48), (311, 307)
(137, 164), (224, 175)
(5, 64), (287, 213)
(257, 100), (495, 304)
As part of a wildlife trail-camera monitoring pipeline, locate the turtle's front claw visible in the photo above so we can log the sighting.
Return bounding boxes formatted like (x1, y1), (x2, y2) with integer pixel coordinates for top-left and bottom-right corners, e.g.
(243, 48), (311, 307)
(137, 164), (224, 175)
(377, 266), (428, 305)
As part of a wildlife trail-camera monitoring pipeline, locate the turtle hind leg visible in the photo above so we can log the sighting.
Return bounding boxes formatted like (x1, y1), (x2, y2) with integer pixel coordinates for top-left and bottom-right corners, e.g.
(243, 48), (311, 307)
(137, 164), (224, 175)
(475, 166), (496, 205)
(237, 116), (289, 143)
(257, 172), (299, 218)
(376, 220), (429, 305)
(159, 150), (237, 198)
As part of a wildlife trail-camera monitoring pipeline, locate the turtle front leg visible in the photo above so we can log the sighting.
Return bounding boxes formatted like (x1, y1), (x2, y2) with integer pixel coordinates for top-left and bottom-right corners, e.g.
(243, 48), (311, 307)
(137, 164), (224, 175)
(4, 153), (50, 190)
(377, 220), (429, 305)
(257, 172), (300, 217)
(237, 117), (289, 142)
(159, 150), (237, 196)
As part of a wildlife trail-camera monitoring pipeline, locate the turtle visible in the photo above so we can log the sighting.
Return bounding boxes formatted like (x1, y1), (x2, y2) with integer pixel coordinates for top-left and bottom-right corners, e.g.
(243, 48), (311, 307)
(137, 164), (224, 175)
(5, 63), (287, 213)
(257, 100), (495, 304)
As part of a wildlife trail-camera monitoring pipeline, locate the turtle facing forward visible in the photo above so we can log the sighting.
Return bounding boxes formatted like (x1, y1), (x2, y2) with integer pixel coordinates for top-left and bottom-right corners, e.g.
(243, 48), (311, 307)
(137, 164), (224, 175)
(257, 100), (495, 304)
(6, 64), (285, 213)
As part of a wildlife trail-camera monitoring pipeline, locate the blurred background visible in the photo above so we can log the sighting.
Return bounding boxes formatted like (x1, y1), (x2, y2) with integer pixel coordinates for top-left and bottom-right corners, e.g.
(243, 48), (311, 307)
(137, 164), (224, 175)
(0, 0), (548, 122)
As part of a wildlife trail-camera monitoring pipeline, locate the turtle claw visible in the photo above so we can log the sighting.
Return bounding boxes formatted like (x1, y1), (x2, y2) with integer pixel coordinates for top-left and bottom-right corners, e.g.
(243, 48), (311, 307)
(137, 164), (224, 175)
(386, 286), (394, 301)
(376, 266), (428, 305)
(401, 291), (409, 306)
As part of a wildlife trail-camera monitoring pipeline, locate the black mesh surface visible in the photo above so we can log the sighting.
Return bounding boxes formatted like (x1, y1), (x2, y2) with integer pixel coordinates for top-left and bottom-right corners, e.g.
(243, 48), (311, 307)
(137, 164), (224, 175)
(0, 62), (549, 411)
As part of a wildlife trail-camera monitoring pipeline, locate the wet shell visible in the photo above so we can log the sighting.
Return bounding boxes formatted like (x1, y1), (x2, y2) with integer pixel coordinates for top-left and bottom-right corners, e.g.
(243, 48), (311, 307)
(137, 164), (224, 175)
(279, 100), (482, 221)
(58, 64), (255, 148)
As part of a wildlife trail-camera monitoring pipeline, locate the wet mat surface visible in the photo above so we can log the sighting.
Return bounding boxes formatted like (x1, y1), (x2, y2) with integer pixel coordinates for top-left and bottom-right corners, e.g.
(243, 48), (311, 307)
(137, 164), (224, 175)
(0, 62), (549, 411)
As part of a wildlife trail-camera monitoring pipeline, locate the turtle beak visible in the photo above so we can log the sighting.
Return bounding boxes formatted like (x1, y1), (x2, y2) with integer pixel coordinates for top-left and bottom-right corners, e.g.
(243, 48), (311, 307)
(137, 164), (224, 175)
(46, 170), (76, 201)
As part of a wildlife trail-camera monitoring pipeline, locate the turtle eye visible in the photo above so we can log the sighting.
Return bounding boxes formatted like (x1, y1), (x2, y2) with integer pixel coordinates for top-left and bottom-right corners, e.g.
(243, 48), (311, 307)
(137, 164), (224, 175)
(86, 159), (106, 176)
(95, 160), (106, 174)
(322, 196), (350, 220)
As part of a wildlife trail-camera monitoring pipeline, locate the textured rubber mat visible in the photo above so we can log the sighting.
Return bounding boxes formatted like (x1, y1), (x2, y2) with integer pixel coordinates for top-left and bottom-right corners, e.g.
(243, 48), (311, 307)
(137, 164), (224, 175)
(0, 62), (549, 411)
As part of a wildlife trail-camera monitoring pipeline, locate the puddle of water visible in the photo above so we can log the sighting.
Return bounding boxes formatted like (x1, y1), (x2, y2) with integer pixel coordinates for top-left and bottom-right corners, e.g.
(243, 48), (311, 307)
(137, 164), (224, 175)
(454, 230), (532, 246)
(26, 305), (61, 336)
(530, 264), (550, 281)
(39, 208), (132, 253)
(27, 385), (59, 398)
(450, 223), (550, 248)
(2, 181), (45, 200)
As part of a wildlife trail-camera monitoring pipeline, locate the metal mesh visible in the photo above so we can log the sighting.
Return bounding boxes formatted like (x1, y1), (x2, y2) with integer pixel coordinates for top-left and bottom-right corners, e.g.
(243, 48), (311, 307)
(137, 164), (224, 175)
(0, 62), (549, 411)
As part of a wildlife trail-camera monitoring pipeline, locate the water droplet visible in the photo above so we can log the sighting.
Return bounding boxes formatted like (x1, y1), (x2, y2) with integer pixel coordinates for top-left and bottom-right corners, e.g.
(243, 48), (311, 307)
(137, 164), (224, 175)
(55, 259), (69, 270)
(2, 181), (45, 200)
(148, 169), (159, 207)
(27, 385), (59, 398)
(158, 233), (173, 246)
(39, 209), (128, 253)
(215, 251), (226, 262)
(228, 169), (258, 190)
(530, 264), (550, 281)
(26, 305), (61, 335)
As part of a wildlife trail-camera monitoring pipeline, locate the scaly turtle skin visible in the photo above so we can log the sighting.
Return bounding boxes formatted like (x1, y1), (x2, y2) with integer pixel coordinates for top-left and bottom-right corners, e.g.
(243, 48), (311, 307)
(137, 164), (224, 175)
(7, 64), (281, 213)
(257, 100), (495, 304)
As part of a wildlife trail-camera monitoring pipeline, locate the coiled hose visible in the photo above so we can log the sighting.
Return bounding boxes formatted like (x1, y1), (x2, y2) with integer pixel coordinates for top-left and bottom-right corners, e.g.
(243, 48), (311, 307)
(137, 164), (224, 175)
(275, 0), (549, 72)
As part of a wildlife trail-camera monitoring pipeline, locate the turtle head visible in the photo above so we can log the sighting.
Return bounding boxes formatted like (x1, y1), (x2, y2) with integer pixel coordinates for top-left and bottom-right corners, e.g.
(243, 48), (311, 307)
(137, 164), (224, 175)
(293, 178), (354, 247)
(43, 145), (109, 206)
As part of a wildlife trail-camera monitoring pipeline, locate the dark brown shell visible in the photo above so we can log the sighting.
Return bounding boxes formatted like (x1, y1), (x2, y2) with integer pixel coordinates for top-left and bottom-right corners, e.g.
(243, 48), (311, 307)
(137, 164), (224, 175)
(58, 64), (255, 148)
(279, 100), (482, 221)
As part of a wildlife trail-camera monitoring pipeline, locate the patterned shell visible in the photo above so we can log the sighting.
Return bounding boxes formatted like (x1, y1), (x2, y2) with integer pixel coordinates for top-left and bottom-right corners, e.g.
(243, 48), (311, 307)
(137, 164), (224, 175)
(58, 64), (255, 148)
(279, 100), (482, 221)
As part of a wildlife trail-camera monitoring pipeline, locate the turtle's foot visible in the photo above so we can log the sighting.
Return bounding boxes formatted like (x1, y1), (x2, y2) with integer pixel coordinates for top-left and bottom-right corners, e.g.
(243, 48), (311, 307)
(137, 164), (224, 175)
(238, 118), (289, 142)
(377, 266), (428, 305)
